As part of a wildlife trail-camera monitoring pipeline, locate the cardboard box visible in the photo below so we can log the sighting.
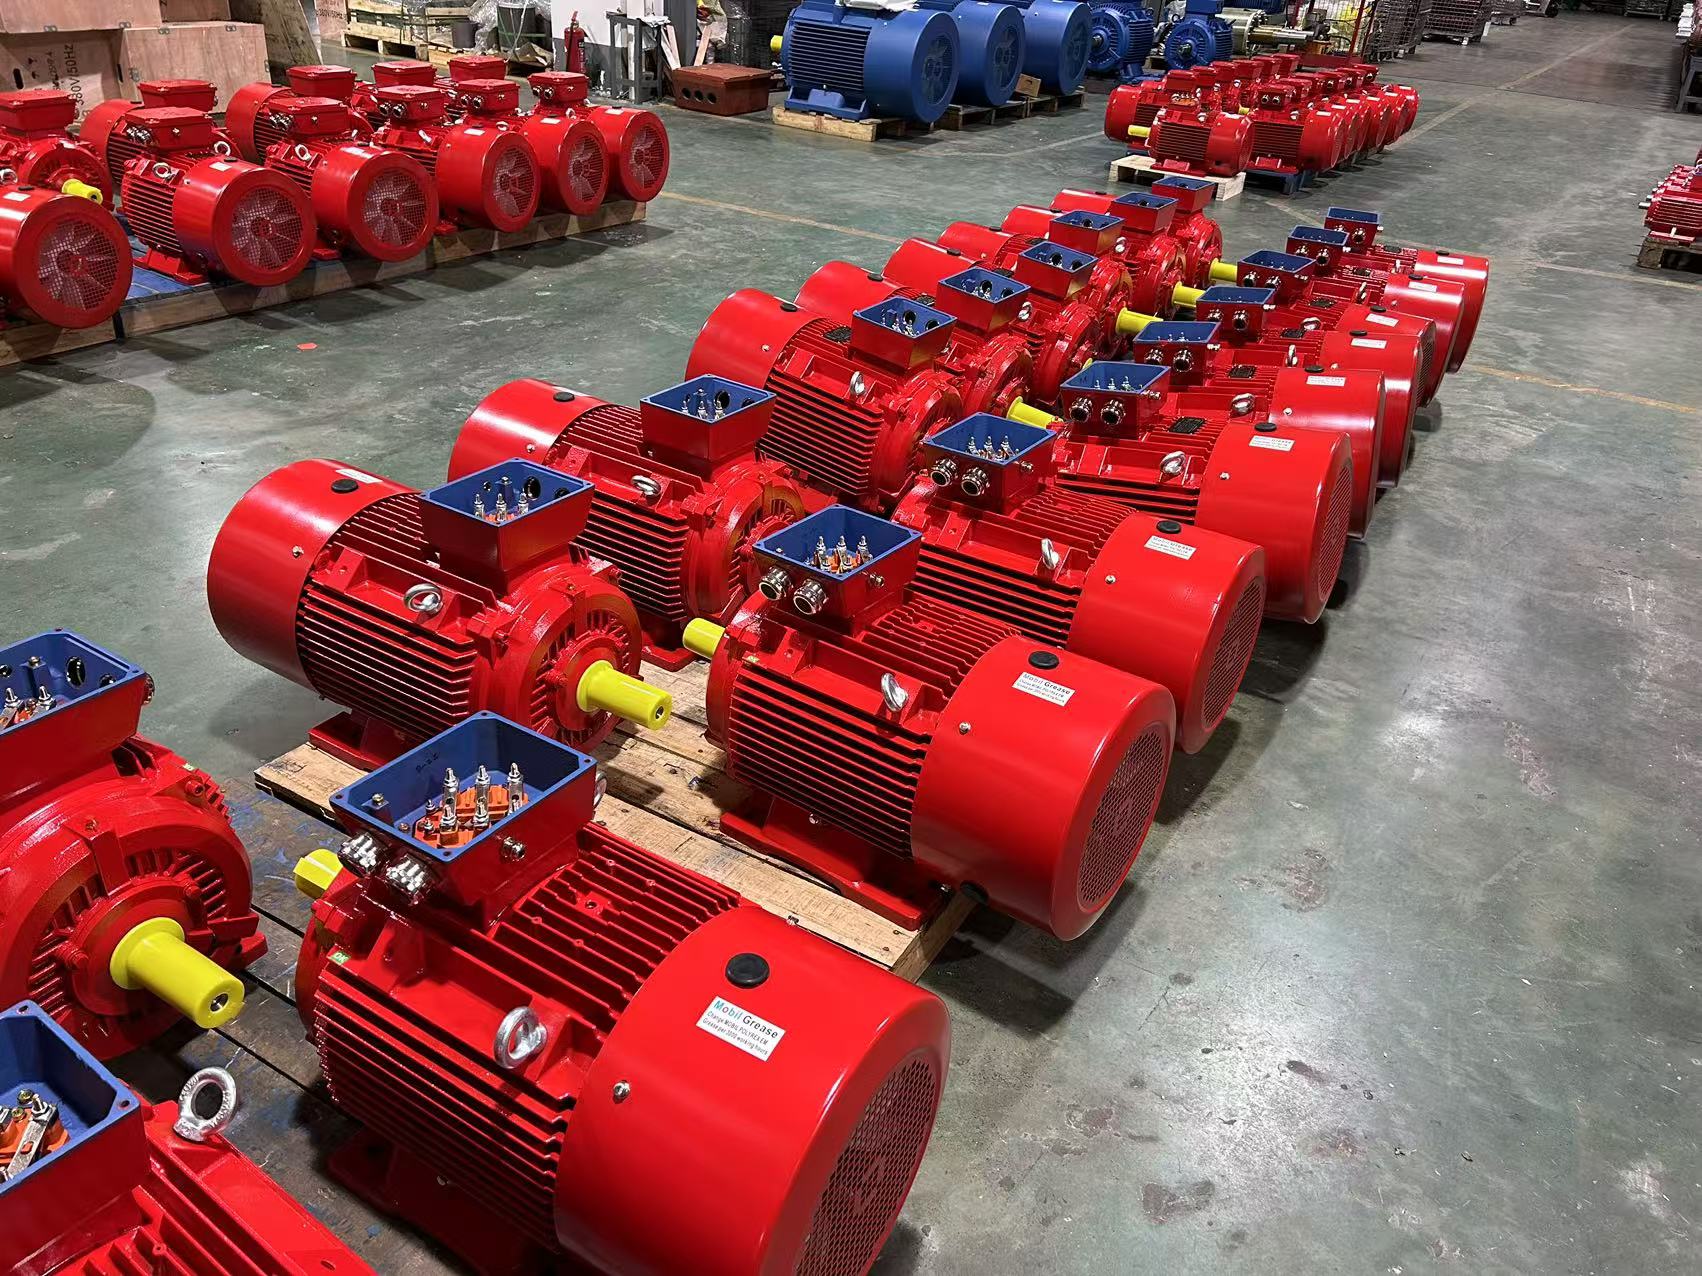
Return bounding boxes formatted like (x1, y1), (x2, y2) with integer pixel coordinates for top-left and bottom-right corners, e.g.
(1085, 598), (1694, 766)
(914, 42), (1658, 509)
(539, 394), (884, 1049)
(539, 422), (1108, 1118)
(117, 20), (267, 110)
(159, 0), (231, 20)
(0, 0), (160, 34)
(0, 29), (123, 121)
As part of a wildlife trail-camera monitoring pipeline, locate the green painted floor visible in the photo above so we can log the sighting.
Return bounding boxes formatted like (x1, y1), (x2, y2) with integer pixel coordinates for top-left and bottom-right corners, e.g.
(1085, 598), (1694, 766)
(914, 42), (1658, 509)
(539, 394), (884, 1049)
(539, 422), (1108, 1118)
(3, 11), (1700, 1273)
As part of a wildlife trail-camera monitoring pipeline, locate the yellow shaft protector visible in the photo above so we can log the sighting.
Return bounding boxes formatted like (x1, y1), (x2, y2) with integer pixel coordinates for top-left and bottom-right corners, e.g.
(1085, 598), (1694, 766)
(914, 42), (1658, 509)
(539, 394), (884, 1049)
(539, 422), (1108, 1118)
(109, 918), (243, 1030)
(682, 618), (726, 661)
(1172, 283), (1205, 309)
(1005, 398), (1057, 428)
(1116, 309), (1160, 337)
(1208, 259), (1240, 284)
(295, 849), (344, 900)
(576, 661), (672, 729)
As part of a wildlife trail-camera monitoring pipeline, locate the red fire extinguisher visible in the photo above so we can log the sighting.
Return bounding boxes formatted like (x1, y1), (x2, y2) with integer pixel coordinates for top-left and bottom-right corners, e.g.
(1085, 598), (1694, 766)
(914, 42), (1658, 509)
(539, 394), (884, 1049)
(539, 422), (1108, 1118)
(564, 10), (587, 72)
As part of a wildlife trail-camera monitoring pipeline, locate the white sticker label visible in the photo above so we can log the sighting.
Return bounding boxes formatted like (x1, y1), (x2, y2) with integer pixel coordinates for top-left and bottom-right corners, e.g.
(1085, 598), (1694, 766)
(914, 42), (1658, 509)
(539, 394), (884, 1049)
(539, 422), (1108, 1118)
(2, 191), (29, 202)
(1013, 671), (1075, 706)
(1145, 534), (1196, 560)
(1306, 375), (1346, 387)
(1351, 337), (1387, 349)
(1436, 255), (1465, 264)
(696, 997), (785, 1061)
(335, 466), (381, 485)
(1367, 312), (1399, 327)
(462, 126), (486, 135)
(209, 162), (232, 171)
(1250, 435), (1295, 451)
(1408, 280), (1438, 292)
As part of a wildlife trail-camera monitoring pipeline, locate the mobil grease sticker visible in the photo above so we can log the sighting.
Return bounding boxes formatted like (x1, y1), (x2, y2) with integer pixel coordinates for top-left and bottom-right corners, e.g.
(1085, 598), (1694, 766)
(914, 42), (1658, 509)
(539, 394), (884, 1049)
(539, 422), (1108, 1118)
(335, 466), (382, 485)
(1366, 312), (1399, 327)
(1145, 534), (1196, 561)
(1013, 671), (1075, 706)
(1407, 280), (1438, 292)
(697, 997), (785, 1061)
(1306, 375), (1346, 387)
(1436, 255), (1465, 264)
(1351, 337), (1387, 349)
(1250, 435), (1295, 452)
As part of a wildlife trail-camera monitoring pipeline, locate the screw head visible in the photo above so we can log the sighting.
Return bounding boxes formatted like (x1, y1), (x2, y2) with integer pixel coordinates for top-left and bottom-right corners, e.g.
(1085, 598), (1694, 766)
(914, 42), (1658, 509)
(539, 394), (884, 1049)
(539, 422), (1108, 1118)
(612, 1080), (632, 1103)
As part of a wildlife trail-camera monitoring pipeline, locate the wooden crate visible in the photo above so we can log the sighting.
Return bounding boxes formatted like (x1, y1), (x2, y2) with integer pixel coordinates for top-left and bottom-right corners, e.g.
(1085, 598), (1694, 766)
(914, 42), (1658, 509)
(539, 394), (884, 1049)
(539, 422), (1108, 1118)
(1108, 151), (1246, 202)
(771, 103), (937, 141)
(2, 202), (646, 368)
(255, 660), (973, 980)
(1635, 233), (1702, 273)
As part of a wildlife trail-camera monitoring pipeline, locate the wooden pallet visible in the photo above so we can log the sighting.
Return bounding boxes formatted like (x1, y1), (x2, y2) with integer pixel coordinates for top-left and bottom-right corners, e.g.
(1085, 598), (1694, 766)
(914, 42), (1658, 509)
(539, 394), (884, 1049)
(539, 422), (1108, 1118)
(1108, 151), (1246, 201)
(775, 87), (1085, 141)
(1, 202), (645, 369)
(1635, 233), (1702, 273)
(253, 661), (973, 981)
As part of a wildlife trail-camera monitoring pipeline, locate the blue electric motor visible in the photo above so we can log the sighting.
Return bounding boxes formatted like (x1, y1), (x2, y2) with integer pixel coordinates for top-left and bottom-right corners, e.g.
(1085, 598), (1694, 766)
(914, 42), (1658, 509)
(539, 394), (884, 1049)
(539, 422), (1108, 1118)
(1161, 0), (1233, 67)
(999, 0), (1093, 94)
(780, 0), (962, 124)
(916, 0), (1027, 106)
(1085, 0), (1156, 83)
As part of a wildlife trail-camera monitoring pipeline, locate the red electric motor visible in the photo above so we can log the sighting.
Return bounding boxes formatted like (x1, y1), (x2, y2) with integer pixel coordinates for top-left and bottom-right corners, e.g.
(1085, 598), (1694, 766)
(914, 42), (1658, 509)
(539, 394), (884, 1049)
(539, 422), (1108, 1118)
(1246, 79), (1346, 180)
(349, 58), (438, 127)
(693, 506), (1176, 938)
(0, 89), (110, 200)
(1035, 359), (1353, 623)
(891, 413), (1265, 753)
(117, 107), (315, 286)
(1055, 178), (1225, 300)
(1213, 246), (1443, 411)
(794, 260), (1036, 416)
(528, 69), (672, 203)
(452, 374), (809, 668)
(1282, 224), (1469, 382)
(295, 715), (949, 1276)
(1102, 67), (1219, 147)
(0, 181), (132, 329)
(687, 288), (964, 511)
(444, 51), (509, 87)
(259, 96), (438, 261)
(888, 228), (1117, 402)
(81, 78), (235, 195)
(1131, 106), (1253, 179)
(1322, 206), (1488, 371)
(226, 62), (372, 160)
(1122, 310), (1386, 532)
(1001, 194), (1188, 326)
(1644, 158), (1702, 244)
(445, 76), (610, 215)
(206, 458), (674, 768)
(0, 1005), (377, 1276)
(0, 631), (262, 1060)
(367, 85), (540, 231)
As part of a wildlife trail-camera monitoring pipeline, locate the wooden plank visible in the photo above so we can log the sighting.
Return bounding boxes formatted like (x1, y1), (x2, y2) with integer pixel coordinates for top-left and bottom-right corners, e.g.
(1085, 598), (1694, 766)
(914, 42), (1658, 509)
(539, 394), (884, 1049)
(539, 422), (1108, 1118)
(1108, 151), (1246, 202)
(0, 318), (120, 365)
(771, 104), (925, 142)
(253, 662), (966, 978)
(117, 22), (271, 115)
(228, 0), (319, 70)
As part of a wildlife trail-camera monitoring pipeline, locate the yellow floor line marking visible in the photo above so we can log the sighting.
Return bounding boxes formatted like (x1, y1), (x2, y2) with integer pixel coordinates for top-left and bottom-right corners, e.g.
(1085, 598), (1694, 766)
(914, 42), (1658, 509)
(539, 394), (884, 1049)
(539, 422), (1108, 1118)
(1468, 365), (1700, 415)
(1387, 28), (1627, 149)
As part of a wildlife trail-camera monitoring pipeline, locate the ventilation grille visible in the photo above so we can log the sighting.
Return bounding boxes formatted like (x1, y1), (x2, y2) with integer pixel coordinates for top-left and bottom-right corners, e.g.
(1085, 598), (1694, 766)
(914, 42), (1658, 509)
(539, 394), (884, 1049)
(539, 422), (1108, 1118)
(798, 1052), (942, 1276)
(1199, 574), (1264, 730)
(1077, 722), (1168, 909)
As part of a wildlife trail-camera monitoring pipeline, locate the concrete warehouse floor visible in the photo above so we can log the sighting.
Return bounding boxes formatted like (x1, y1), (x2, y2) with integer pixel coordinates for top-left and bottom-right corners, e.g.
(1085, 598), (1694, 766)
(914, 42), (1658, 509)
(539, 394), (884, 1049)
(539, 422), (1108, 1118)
(3, 10), (1700, 1273)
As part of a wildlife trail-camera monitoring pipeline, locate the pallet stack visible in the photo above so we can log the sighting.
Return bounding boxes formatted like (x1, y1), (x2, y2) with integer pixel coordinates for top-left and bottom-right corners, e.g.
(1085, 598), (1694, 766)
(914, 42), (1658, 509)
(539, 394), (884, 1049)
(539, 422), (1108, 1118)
(342, 0), (476, 65)
(1426, 0), (1494, 41)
